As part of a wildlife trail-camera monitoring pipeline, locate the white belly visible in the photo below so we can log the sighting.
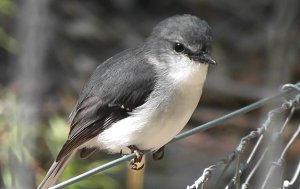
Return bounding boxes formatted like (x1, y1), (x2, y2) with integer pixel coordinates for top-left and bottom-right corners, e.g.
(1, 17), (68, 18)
(97, 63), (208, 154)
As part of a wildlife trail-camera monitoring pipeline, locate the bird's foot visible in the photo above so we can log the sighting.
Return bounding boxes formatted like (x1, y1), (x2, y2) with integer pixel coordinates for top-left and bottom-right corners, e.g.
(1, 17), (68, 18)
(128, 145), (144, 170)
(152, 146), (165, 160)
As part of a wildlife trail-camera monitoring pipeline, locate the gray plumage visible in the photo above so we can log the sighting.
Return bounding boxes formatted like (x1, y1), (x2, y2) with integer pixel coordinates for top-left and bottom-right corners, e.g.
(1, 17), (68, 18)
(38, 14), (215, 189)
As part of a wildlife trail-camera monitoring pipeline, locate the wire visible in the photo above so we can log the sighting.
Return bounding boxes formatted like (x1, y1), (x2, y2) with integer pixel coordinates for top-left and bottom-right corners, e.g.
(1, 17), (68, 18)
(49, 82), (300, 189)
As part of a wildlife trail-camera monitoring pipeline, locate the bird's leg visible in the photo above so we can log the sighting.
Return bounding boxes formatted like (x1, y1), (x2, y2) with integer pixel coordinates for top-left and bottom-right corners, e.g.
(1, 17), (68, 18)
(128, 145), (144, 170)
(152, 146), (165, 160)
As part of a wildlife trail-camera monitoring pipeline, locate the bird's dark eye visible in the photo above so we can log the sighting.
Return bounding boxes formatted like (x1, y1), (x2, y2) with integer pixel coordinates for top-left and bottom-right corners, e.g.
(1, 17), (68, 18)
(174, 43), (185, 53)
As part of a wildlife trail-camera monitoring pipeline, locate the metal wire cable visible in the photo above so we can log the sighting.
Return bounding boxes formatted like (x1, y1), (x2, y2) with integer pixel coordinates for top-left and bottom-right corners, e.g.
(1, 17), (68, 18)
(49, 82), (300, 189)
(187, 83), (300, 189)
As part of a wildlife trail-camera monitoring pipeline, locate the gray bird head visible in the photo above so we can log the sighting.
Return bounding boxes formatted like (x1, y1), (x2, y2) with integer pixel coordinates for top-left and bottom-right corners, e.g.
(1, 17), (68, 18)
(146, 14), (216, 65)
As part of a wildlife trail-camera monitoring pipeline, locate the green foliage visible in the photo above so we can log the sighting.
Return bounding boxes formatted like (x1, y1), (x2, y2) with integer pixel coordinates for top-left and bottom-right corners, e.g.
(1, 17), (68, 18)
(61, 159), (123, 189)
(44, 116), (69, 156)
(0, 88), (123, 189)
(0, 27), (16, 52)
(0, 0), (15, 16)
(39, 116), (123, 189)
(0, 88), (33, 188)
(0, 0), (16, 52)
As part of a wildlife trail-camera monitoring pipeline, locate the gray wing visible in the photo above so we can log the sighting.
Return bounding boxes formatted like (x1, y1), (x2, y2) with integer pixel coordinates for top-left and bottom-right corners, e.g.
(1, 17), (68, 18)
(56, 47), (157, 161)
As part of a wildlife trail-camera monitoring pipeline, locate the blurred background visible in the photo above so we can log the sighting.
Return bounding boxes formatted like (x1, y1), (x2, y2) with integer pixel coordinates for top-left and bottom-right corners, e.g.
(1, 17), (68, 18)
(0, 0), (299, 188)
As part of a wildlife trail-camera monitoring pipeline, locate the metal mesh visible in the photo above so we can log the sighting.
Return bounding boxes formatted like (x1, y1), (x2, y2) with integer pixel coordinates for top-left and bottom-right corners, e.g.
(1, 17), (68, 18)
(187, 84), (300, 189)
(50, 83), (300, 189)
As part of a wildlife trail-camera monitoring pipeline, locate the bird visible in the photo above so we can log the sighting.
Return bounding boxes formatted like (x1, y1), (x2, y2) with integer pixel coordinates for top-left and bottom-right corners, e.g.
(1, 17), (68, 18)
(38, 14), (216, 189)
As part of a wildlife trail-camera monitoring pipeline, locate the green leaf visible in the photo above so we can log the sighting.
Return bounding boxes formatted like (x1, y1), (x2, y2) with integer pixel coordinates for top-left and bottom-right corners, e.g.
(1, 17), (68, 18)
(0, 0), (15, 16)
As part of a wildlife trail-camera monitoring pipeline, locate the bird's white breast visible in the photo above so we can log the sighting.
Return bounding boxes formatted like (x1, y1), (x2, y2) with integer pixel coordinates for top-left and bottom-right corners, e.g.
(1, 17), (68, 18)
(97, 58), (208, 154)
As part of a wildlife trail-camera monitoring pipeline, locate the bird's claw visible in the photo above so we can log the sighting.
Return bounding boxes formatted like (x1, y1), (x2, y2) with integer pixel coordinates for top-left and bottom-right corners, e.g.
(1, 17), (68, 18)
(128, 145), (144, 170)
(152, 146), (165, 160)
(130, 161), (145, 170)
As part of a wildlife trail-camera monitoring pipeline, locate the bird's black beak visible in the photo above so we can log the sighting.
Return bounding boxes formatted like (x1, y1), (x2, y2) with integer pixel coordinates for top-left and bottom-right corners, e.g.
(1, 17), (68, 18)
(201, 53), (217, 65)
(189, 53), (217, 65)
